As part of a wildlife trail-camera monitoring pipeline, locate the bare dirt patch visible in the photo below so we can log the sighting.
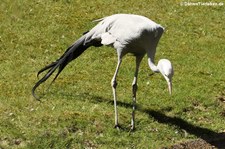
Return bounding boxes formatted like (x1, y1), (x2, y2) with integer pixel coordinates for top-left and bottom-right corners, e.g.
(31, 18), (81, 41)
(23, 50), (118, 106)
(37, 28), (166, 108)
(163, 133), (225, 149)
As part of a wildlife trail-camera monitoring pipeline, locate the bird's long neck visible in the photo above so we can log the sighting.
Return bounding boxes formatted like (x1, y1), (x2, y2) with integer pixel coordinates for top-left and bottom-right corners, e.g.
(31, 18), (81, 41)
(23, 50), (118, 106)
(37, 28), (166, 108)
(148, 58), (159, 73)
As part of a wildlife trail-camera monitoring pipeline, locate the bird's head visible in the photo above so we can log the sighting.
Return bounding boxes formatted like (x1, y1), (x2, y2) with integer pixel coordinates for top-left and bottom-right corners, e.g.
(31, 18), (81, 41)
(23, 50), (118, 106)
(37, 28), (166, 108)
(157, 59), (174, 95)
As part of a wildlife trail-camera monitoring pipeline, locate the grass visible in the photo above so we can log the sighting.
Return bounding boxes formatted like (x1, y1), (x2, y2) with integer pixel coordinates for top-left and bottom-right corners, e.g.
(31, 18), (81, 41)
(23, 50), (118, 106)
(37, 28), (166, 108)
(0, 0), (225, 148)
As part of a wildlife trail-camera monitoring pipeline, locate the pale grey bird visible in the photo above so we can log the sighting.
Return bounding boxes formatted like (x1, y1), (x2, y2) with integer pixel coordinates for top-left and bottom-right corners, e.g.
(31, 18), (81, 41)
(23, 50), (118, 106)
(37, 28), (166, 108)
(32, 14), (174, 131)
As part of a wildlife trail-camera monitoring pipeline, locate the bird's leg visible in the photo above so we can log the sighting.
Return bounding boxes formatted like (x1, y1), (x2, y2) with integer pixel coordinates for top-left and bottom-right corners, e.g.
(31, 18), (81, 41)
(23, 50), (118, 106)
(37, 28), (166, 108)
(131, 77), (137, 131)
(130, 55), (143, 131)
(111, 57), (122, 129)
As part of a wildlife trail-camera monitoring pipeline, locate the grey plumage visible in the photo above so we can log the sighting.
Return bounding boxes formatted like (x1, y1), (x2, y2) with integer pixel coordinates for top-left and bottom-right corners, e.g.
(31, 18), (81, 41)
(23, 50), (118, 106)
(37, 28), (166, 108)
(32, 14), (174, 130)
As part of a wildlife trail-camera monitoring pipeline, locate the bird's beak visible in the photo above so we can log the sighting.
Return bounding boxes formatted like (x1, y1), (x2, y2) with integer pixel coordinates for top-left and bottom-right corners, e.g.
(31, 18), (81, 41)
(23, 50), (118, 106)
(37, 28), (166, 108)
(167, 81), (172, 95)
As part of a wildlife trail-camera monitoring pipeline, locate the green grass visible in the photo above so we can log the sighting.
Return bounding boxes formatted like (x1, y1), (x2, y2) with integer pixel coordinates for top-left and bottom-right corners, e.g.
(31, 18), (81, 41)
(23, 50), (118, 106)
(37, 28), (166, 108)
(0, 0), (225, 148)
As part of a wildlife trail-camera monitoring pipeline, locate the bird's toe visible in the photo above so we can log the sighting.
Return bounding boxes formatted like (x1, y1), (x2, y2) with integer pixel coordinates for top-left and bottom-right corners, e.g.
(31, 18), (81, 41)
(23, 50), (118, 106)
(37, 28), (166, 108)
(114, 124), (121, 130)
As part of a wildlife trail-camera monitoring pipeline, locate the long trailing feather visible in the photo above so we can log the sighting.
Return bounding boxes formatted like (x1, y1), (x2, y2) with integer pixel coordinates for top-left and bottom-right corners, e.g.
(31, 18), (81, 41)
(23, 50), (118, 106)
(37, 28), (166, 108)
(32, 35), (95, 100)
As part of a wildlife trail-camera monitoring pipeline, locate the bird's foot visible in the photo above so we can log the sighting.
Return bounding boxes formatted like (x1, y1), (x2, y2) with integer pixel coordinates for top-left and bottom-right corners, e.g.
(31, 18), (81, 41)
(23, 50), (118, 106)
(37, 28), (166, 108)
(129, 125), (135, 133)
(114, 124), (121, 130)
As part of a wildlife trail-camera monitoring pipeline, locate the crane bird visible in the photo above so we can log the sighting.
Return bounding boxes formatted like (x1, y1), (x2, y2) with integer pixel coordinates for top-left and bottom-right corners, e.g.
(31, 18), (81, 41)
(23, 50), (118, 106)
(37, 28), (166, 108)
(32, 14), (174, 131)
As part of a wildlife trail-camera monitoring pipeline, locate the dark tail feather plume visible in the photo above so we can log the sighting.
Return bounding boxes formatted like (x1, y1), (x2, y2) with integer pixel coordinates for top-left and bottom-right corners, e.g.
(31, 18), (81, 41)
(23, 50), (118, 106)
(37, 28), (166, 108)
(32, 35), (90, 100)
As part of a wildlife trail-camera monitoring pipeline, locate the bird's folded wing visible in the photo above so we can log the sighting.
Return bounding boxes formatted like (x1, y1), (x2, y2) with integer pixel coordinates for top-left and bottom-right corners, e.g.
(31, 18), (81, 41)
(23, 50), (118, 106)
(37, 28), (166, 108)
(101, 32), (117, 45)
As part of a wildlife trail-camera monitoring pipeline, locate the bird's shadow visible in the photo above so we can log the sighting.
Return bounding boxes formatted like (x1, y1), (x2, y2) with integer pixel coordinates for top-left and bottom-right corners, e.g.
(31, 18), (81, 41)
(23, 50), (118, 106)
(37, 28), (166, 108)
(61, 92), (225, 148)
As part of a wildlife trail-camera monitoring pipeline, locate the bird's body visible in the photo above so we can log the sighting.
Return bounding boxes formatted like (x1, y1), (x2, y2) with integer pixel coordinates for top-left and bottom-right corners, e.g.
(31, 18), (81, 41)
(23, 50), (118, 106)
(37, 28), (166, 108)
(32, 14), (173, 131)
(86, 14), (162, 56)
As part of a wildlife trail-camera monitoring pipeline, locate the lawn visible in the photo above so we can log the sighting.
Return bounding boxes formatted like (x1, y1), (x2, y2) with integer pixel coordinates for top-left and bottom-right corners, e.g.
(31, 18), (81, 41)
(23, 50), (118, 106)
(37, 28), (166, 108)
(0, 0), (224, 148)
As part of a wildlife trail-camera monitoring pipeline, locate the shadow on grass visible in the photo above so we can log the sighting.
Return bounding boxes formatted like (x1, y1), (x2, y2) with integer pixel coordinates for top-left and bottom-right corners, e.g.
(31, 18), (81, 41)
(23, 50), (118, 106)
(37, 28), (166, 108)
(141, 109), (225, 149)
(78, 92), (225, 149)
